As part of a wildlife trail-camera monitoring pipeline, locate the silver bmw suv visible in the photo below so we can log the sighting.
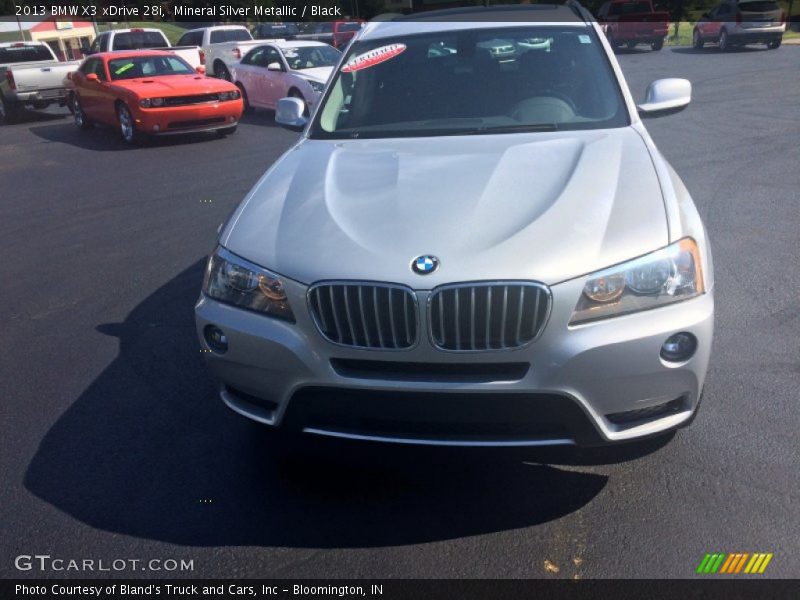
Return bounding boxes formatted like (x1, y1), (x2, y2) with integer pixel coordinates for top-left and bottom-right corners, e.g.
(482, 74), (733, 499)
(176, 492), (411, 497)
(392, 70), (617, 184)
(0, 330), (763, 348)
(195, 5), (714, 447)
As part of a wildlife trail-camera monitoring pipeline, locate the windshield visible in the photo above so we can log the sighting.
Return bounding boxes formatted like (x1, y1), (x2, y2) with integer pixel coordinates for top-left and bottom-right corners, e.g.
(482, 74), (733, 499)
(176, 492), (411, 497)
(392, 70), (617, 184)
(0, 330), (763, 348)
(210, 29), (252, 44)
(112, 31), (166, 50)
(0, 44), (54, 63)
(108, 55), (194, 80)
(311, 27), (628, 140)
(282, 45), (341, 70)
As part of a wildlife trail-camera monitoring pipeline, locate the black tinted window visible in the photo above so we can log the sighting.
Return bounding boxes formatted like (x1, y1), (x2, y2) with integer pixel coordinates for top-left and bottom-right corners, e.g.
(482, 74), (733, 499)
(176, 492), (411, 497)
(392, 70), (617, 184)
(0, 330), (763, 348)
(254, 24), (300, 38)
(609, 1), (653, 15)
(739, 1), (779, 11)
(209, 29), (252, 44)
(112, 31), (166, 50)
(0, 44), (54, 63)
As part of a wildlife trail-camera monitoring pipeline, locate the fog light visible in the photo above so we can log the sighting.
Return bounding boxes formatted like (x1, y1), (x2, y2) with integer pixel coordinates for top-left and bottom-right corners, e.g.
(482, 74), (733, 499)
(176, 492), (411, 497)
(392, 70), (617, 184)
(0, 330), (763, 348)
(204, 325), (228, 354)
(660, 332), (696, 362)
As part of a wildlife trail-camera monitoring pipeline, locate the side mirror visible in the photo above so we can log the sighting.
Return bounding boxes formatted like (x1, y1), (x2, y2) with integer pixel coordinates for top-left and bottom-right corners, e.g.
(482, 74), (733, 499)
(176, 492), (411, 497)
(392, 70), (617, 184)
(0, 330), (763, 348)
(86, 73), (99, 82)
(275, 97), (307, 131)
(195, 65), (206, 74)
(267, 61), (283, 72)
(637, 78), (691, 117)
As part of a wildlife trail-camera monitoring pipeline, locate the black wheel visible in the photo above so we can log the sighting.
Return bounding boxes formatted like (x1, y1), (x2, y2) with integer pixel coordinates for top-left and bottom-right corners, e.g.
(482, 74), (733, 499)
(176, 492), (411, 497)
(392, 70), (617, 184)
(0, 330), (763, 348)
(693, 29), (704, 50)
(767, 38), (781, 49)
(236, 83), (252, 112)
(215, 62), (232, 82)
(288, 88), (309, 117)
(116, 103), (147, 145)
(217, 125), (238, 136)
(0, 96), (19, 125)
(72, 95), (93, 131)
(651, 38), (664, 51)
(626, 41), (637, 49)
(719, 29), (730, 51)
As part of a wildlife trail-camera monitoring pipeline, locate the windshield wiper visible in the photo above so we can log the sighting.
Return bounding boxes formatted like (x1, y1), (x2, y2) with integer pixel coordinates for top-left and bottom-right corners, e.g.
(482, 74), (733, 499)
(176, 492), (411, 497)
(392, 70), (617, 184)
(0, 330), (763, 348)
(467, 123), (559, 135)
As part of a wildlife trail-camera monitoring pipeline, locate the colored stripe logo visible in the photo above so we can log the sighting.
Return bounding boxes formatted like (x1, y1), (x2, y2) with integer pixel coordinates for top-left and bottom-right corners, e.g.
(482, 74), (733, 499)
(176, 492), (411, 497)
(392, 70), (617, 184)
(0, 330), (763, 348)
(696, 553), (773, 574)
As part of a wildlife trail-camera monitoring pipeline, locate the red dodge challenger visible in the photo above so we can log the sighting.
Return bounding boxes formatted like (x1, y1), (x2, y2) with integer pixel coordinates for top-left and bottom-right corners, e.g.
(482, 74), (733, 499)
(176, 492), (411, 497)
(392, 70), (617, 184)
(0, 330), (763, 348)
(66, 50), (244, 144)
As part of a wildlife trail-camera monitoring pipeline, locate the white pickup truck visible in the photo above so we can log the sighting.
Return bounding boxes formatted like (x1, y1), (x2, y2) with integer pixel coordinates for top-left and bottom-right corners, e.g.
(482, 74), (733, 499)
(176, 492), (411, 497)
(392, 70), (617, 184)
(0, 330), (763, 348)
(82, 28), (204, 69)
(176, 25), (263, 81)
(0, 42), (79, 124)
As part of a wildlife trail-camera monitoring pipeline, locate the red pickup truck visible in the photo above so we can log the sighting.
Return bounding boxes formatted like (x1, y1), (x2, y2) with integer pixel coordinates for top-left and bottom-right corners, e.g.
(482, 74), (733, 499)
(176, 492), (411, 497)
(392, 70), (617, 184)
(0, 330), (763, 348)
(597, 0), (670, 51)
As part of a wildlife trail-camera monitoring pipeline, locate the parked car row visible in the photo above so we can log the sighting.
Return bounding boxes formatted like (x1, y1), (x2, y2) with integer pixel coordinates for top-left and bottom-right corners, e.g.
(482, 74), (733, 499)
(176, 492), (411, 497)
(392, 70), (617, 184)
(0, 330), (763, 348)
(598, 0), (786, 52)
(59, 38), (341, 144)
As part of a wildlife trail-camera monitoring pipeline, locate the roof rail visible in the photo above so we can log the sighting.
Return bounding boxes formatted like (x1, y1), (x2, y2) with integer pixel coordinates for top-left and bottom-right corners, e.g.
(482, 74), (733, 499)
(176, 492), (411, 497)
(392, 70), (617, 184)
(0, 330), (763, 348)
(564, 0), (591, 23)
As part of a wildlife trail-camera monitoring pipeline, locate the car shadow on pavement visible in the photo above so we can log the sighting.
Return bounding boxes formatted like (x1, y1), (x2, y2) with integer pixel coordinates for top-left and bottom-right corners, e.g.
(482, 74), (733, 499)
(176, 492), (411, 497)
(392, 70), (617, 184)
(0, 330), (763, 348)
(670, 46), (767, 55)
(7, 109), (69, 125)
(29, 123), (239, 151)
(24, 261), (665, 548)
(238, 110), (282, 128)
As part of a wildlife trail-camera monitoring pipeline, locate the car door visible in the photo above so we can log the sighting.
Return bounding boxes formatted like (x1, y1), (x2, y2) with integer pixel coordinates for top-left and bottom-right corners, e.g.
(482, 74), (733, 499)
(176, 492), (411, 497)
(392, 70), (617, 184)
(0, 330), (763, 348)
(260, 46), (286, 109)
(716, 3), (733, 36)
(237, 46), (268, 108)
(91, 58), (117, 124)
(75, 58), (101, 116)
(698, 6), (719, 38)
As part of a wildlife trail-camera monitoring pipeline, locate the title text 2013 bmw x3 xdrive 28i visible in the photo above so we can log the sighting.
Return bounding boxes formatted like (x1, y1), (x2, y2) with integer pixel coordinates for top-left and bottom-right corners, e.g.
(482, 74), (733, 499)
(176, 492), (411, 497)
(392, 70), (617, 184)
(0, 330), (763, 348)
(195, 5), (714, 447)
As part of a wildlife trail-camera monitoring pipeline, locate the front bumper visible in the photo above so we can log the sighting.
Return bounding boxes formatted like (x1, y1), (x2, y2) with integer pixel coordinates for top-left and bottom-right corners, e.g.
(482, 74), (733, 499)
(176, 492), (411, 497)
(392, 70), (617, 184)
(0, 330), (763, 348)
(132, 99), (243, 135)
(195, 275), (714, 446)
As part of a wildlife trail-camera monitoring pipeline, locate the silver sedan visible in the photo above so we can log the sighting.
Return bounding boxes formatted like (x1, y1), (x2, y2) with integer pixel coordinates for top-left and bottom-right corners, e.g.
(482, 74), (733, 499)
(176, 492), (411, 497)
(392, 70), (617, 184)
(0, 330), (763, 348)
(195, 7), (714, 447)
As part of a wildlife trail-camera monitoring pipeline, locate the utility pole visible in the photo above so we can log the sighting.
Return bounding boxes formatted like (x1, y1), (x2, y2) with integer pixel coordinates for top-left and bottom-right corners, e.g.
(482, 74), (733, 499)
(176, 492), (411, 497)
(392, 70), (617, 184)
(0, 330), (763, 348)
(12, 0), (28, 41)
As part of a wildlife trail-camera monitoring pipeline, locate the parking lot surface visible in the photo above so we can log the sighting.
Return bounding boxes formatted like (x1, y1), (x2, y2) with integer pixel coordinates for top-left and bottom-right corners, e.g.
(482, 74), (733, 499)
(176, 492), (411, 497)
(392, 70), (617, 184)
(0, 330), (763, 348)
(1, 46), (798, 578)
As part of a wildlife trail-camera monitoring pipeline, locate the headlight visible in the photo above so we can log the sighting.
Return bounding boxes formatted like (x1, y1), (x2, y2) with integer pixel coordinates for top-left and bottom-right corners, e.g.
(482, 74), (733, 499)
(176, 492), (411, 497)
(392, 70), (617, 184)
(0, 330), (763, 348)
(307, 80), (325, 93)
(218, 90), (241, 101)
(139, 98), (164, 108)
(569, 238), (704, 325)
(202, 247), (295, 322)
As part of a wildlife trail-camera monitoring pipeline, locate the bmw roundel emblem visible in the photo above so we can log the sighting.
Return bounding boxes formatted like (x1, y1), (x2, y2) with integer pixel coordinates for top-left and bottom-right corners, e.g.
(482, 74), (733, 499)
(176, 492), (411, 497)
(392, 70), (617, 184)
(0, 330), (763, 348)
(412, 255), (439, 275)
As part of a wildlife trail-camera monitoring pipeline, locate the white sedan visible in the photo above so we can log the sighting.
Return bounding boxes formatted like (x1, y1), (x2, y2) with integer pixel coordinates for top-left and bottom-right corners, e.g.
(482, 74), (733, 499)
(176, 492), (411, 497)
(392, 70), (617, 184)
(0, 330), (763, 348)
(230, 41), (341, 115)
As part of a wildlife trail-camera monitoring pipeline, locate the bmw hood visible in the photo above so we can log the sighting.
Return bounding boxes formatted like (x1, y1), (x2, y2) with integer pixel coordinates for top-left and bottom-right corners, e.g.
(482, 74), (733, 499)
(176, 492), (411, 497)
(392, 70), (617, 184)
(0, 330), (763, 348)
(221, 127), (669, 288)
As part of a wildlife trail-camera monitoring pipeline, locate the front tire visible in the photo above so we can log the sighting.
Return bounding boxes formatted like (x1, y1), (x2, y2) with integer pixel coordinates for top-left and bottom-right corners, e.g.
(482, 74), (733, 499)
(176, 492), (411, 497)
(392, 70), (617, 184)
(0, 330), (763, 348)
(116, 103), (146, 145)
(693, 29), (704, 49)
(72, 95), (93, 131)
(767, 38), (781, 49)
(236, 83), (252, 112)
(719, 29), (730, 51)
(651, 38), (664, 51)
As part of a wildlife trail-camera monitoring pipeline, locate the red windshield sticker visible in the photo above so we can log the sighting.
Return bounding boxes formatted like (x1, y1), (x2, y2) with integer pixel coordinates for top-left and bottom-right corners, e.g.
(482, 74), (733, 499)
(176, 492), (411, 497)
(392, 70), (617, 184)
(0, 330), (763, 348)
(342, 44), (406, 73)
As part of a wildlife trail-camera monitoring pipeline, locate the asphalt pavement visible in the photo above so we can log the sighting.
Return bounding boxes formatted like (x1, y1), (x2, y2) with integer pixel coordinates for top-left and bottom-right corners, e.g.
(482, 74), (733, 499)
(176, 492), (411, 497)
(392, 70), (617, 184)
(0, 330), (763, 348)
(1, 45), (798, 579)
